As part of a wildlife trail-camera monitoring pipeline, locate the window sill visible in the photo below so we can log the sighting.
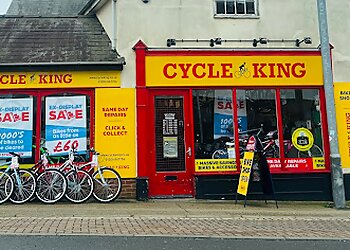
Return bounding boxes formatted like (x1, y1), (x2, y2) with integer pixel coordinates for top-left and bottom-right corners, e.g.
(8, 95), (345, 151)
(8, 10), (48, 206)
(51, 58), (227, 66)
(214, 14), (260, 19)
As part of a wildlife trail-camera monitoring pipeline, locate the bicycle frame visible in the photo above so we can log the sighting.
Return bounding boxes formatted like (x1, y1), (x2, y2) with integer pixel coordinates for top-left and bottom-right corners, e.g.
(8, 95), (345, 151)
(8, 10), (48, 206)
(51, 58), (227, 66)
(0, 156), (22, 188)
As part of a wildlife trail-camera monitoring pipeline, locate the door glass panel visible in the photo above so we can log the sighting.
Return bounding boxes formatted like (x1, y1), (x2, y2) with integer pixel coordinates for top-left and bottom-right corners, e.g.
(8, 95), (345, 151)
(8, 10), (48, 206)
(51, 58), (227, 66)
(280, 89), (324, 158)
(0, 94), (36, 164)
(154, 96), (185, 172)
(243, 89), (279, 158)
(193, 89), (236, 160)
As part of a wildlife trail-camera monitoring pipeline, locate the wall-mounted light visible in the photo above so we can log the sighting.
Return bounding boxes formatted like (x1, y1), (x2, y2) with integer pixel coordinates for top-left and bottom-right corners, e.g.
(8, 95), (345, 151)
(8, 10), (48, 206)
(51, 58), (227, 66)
(253, 38), (268, 47)
(296, 37), (312, 47)
(167, 38), (176, 47)
(210, 38), (222, 47)
(142, 0), (150, 3)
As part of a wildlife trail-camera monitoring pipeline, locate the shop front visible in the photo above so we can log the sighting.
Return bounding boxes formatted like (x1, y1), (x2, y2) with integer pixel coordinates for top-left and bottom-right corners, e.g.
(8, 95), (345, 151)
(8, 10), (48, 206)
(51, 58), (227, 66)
(135, 41), (332, 200)
(0, 69), (137, 195)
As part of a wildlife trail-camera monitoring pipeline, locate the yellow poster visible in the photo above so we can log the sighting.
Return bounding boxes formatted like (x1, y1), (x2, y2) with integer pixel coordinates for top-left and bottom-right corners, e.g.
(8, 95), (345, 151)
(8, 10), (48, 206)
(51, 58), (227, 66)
(237, 152), (254, 196)
(94, 88), (136, 178)
(334, 82), (350, 170)
(146, 55), (323, 87)
(0, 71), (120, 89)
(195, 159), (238, 172)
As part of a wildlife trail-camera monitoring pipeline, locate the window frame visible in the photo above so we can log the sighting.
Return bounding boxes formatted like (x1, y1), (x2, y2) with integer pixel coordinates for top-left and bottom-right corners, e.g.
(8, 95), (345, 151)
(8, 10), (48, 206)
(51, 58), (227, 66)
(214, 0), (259, 19)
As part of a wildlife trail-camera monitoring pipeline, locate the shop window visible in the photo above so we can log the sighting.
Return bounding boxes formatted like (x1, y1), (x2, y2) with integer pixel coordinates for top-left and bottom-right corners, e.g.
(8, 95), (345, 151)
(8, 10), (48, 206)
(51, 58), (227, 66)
(215, 0), (258, 17)
(0, 94), (36, 164)
(41, 93), (91, 162)
(280, 89), (324, 158)
(193, 89), (236, 160)
(239, 89), (279, 158)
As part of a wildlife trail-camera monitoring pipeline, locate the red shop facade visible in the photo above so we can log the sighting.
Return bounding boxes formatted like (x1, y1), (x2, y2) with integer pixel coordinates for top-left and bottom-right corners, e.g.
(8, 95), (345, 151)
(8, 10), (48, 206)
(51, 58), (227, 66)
(134, 40), (332, 201)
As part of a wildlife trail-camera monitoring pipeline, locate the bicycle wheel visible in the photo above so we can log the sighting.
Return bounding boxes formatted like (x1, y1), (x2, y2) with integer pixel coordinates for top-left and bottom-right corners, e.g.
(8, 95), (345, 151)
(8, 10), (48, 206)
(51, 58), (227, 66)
(297, 145), (324, 158)
(92, 167), (122, 203)
(65, 169), (93, 203)
(10, 169), (36, 204)
(36, 169), (67, 204)
(212, 149), (228, 159)
(0, 171), (14, 204)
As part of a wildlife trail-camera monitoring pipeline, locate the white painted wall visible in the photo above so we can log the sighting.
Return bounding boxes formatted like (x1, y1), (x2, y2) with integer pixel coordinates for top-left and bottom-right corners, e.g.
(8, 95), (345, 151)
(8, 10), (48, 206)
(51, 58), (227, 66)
(95, 0), (348, 86)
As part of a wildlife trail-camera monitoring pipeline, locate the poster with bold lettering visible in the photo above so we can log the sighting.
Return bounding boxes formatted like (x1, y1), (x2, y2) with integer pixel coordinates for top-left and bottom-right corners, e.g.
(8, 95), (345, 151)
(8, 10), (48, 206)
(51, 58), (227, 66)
(0, 98), (33, 158)
(45, 96), (87, 155)
(214, 90), (247, 139)
(214, 90), (234, 139)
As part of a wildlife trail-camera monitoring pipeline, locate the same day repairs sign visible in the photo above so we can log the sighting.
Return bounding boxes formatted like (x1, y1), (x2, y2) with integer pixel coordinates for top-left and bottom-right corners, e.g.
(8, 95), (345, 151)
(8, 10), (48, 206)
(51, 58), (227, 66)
(45, 96), (87, 155)
(0, 98), (33, 158)
(95, 88), (136, 178)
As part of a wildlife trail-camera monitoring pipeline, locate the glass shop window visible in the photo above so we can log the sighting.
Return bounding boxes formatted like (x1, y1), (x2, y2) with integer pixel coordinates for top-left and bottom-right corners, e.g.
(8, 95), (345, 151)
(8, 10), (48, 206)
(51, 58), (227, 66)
(193, 89), (236, 160)
(239, 89), (279, 158)
(280, 89), (324, 158)
(41, 93), (91, 162)
(0, 94), (36, 164)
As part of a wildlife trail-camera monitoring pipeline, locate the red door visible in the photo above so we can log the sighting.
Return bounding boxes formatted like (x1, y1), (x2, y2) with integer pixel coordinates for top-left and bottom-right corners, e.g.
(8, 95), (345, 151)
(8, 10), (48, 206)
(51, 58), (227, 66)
(148, 90), (194, 197)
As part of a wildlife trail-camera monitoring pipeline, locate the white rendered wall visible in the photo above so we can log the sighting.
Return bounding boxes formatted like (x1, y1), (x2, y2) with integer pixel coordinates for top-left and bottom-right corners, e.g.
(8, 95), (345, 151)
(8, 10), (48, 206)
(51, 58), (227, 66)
(95, 0), (348, 87)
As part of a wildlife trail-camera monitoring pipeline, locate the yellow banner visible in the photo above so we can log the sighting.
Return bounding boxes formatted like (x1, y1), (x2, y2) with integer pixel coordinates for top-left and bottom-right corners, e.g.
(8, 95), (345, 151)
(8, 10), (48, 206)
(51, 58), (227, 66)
(334, 82), (350, 169)
(195, 159), (237, 172)
(146, 55), (323, 87)
(237, 152), (254, 196)
(95, 88), (136, 178)
(312, 157), (326, 170)
(0, 71), (120, 89)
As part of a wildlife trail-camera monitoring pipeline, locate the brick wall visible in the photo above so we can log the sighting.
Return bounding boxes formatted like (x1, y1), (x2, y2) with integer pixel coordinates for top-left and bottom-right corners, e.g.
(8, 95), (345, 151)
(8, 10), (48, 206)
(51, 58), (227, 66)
(119, 178), (136, 199)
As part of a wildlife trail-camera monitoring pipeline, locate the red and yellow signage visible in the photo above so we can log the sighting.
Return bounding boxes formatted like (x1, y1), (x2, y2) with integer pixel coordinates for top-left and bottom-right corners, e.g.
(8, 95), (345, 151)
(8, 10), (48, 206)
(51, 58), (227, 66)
(237, 152), (254, 196)
(146, 55), (323, 86)
(334, 82), (350, 171)
(0, 71), (120, 89)
(195, 159), (238, 172)
(95, 88), (136, 178)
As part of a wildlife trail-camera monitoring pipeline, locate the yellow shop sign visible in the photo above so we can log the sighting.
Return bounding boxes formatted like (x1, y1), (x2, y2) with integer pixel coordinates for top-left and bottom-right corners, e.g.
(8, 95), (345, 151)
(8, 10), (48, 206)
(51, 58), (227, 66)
(95, 88), (136, 178)
(0, 71), (120, 89)
(146, 55), (323, 87)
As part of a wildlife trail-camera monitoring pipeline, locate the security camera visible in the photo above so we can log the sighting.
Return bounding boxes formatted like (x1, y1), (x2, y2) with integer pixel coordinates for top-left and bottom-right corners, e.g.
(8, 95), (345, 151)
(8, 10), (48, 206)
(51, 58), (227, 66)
(142, 0), (149, 3)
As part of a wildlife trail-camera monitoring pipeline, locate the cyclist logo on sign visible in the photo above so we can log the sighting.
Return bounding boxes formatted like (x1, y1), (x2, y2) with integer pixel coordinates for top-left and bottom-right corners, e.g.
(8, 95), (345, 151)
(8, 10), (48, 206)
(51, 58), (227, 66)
(235, 62), (251, 78)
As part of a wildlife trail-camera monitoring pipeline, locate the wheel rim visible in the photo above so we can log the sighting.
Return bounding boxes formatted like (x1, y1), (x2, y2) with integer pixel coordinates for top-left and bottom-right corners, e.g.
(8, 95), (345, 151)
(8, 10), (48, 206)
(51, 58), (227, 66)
(36, 170), (66, 203)
(65, 170), (93, 203)
(93, 169), (121, 202)
(0, 172), (13, 203)
(10, 170), (36, 203)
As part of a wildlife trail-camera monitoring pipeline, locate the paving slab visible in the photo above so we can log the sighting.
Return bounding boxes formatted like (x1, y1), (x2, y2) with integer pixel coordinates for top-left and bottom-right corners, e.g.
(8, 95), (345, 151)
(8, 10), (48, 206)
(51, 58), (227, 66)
(0, 199), (349, 239)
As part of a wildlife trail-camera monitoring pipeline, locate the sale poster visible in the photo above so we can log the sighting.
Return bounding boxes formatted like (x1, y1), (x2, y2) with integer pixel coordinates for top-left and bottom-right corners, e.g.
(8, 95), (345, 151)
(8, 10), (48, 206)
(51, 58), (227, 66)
(0, 98), (33, 158)
(45, 96), (87, 155)
(213, 90), (247, 139)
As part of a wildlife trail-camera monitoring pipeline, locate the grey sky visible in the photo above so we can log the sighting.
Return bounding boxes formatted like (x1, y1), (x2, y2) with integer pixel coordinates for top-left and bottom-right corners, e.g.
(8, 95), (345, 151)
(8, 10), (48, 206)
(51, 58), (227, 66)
(0, 0), (12, 14)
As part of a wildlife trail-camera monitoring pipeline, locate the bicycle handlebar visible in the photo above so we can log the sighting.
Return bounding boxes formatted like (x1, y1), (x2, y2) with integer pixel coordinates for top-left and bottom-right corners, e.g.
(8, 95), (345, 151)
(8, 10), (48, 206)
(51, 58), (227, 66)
(9, 152), (22, 160)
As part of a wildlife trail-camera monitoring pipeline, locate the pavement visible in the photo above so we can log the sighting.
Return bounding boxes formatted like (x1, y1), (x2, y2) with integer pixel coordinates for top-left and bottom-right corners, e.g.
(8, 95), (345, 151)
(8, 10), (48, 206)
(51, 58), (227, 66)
(0, 199), (350, 240)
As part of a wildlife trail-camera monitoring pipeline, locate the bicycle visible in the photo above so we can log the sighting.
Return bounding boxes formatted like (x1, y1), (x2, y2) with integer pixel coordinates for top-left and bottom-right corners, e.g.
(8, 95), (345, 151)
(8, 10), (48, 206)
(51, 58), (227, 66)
(54, 148), (94, 203)
(32, 147), (67, 204)
(211, 127), (261, 159)
(0, 152), (36, 204)
(78, 148), (122, 203)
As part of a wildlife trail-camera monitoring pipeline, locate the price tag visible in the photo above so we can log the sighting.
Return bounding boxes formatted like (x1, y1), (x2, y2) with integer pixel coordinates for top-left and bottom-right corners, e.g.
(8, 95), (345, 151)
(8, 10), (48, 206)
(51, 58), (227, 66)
(92, 155), (98, 167)
(11, 156), (19, 169)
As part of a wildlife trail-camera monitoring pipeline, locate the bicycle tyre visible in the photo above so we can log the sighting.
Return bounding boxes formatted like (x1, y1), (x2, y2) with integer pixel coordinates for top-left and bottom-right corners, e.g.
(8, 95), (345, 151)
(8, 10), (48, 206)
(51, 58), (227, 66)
(92, 167), (122, 203)
(244, 71), (251, 78)
(297, 145), (324, 158)
(0, 171), (14, 204)
(65, 169), (93, 203)
(36, 169), (67, 204)
(212, 149), (228, 159)
(10, 169), (36, 204)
